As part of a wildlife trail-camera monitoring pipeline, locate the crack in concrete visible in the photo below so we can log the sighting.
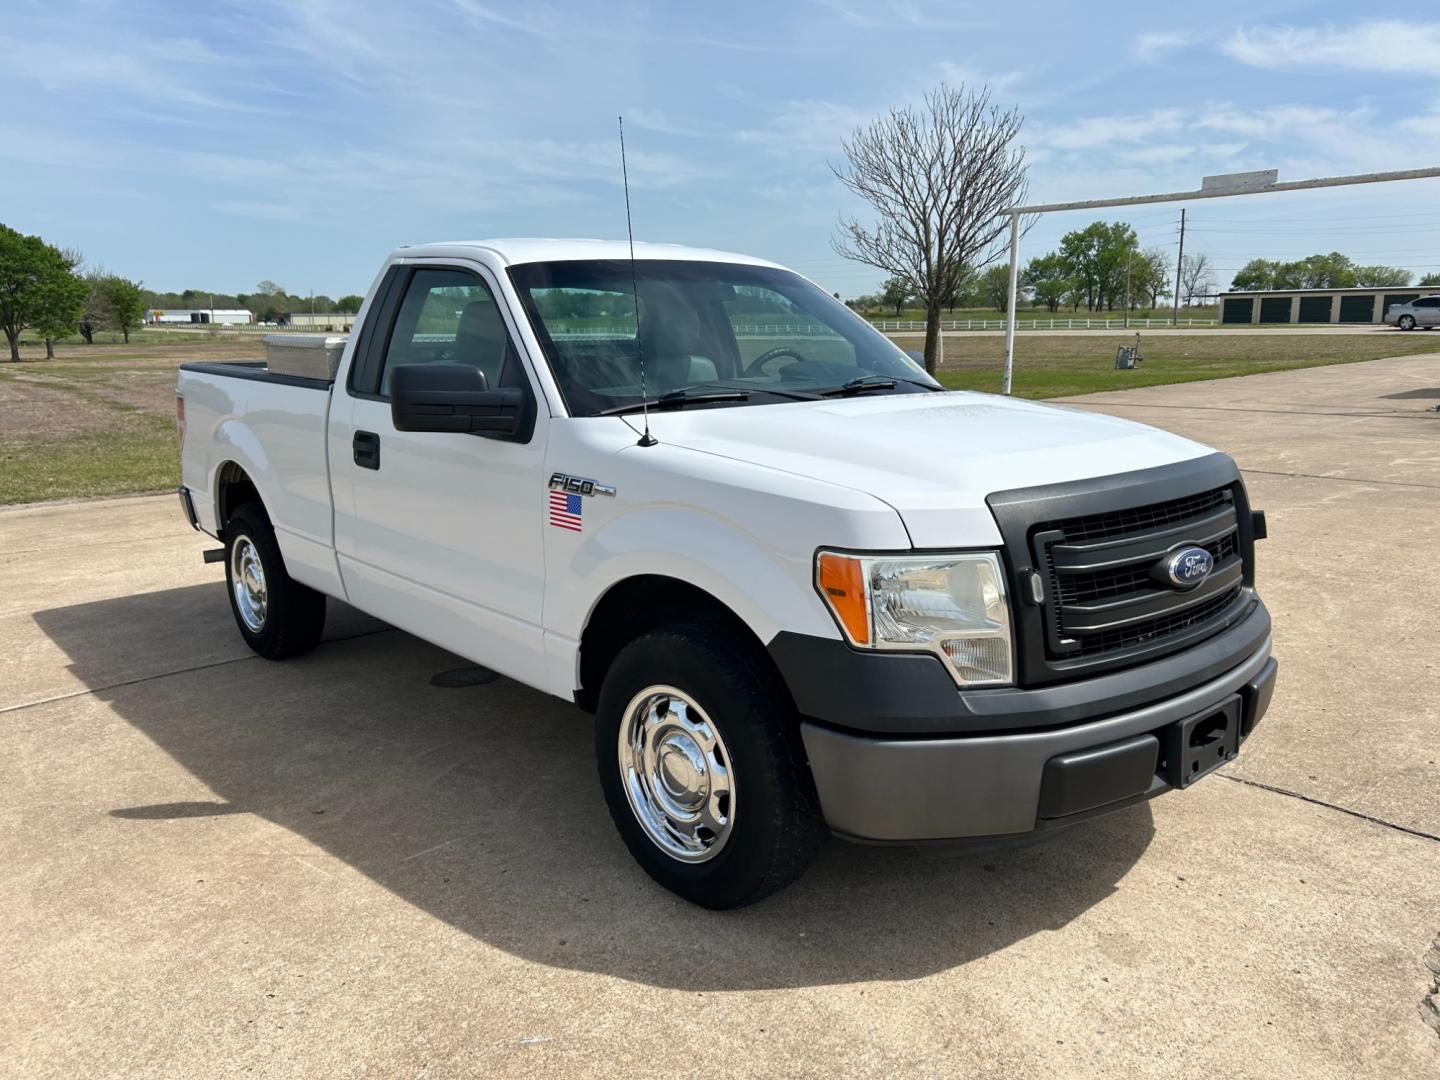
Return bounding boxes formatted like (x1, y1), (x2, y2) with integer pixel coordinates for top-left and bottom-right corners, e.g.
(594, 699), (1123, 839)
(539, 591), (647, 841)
(1074, 401), (1440, 422)
(0, 626), (397, 715)
(1238, 467), (1440, 492)
(1220, 774), (1440, 844)
(1421, 933), (1440, 1038)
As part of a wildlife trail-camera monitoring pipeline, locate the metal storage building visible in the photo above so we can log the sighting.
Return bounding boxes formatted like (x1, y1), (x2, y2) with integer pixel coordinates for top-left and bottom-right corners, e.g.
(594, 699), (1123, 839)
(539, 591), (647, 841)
(1216, 287), (1435, 325)
(145, 309), (254, 326)
(284, 312), (358, 331)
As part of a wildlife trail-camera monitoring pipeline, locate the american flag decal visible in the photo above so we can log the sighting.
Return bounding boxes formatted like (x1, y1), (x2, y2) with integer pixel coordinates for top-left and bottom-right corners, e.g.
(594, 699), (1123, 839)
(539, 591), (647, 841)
(549, 490), (583, 532)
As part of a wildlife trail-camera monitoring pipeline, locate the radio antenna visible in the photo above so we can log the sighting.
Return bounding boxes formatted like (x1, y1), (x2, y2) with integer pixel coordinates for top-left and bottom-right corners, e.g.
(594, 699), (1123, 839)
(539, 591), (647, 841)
(619, 115), (657, 447)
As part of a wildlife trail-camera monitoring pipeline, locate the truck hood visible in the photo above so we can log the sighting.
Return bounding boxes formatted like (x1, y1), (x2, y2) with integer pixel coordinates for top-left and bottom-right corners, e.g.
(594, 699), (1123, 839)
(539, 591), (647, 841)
(640, 391), (1214, 547)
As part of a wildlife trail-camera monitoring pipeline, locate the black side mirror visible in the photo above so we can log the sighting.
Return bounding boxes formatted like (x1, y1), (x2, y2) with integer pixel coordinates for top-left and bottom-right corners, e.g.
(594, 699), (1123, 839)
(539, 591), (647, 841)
(390, 364), (521, 436)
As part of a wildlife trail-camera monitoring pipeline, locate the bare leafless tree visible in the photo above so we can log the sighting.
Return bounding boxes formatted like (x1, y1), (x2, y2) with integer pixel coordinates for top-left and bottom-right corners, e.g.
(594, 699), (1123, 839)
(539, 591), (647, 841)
(832, 84), (1028, 374)
(1179, 252), (1216, 307)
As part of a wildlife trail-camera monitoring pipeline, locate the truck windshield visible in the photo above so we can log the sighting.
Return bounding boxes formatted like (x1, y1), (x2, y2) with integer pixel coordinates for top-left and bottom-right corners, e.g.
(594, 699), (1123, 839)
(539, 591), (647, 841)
(507, 259), (939, 417)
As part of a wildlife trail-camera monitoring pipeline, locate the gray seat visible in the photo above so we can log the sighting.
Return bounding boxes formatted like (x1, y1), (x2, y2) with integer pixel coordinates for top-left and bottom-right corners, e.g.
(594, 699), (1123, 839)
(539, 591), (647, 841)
(453, 300), (509, 387)
(638, 300), (715, 391)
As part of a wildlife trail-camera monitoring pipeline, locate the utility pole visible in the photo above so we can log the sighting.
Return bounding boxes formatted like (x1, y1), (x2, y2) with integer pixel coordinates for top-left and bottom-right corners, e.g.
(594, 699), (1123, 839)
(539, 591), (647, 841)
(1124, 251), (1132, 328)
(1171, 208), (1186, 326)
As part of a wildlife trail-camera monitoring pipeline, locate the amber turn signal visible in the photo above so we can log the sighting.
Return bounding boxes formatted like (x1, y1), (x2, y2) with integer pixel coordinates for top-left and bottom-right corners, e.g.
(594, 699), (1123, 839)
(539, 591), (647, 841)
(816, 552), (870, 645)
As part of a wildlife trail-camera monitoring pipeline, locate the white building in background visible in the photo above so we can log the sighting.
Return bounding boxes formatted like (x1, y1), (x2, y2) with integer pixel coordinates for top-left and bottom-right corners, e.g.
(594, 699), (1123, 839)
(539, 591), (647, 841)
(145, 308), (254, 326)
(284, 311), (358, 331)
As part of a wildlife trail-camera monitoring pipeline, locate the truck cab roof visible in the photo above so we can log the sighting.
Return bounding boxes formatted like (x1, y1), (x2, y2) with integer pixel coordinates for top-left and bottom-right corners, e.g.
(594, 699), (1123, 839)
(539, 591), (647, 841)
(393, 238), (785, 269)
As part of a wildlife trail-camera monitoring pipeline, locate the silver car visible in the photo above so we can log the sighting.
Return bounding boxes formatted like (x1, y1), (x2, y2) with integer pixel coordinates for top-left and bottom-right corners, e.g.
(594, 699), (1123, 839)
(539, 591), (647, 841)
(1384, 295), (1440, 329)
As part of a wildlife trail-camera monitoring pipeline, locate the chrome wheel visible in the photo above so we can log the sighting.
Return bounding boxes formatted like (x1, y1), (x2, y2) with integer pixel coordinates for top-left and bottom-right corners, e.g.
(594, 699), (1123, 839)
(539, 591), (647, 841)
(617, 685), (735, 863)
(230, 534), (267, 633)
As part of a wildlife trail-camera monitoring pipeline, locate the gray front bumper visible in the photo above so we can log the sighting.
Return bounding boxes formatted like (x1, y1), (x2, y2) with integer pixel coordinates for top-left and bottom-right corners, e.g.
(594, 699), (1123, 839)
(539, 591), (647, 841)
(801, 636), (1275, 841)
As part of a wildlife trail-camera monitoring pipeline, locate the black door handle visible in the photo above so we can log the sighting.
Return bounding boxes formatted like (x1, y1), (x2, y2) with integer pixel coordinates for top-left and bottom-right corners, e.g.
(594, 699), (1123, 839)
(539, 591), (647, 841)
(353, 430), (380, 470)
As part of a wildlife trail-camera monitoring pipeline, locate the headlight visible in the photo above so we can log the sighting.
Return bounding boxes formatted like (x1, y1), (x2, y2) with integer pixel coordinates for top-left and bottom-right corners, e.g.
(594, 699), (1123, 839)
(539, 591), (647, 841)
(816, 550), (1013, 687)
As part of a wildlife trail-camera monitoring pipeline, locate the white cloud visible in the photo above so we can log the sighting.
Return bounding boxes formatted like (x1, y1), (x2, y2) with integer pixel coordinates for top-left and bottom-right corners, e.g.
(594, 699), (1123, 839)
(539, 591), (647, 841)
(1119, 144), (1197, 166)
(213, 201), (303, 221)
(1038, 109), (1186, 151)
(936, 61), (1025, 95)
(738, 100), (873, 154)
(1132, 31), (1191, 63)
(626, 109), (708, 138)
(1222, 21), (1440, 76)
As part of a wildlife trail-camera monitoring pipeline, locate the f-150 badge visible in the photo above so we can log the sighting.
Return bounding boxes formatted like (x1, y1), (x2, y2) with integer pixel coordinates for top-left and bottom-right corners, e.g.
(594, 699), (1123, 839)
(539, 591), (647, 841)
(548, 473), (615, 498)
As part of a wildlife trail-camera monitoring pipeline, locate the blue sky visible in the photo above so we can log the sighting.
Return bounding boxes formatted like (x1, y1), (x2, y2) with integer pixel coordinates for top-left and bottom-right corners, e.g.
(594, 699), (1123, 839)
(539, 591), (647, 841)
(4, 0), (1439, 299)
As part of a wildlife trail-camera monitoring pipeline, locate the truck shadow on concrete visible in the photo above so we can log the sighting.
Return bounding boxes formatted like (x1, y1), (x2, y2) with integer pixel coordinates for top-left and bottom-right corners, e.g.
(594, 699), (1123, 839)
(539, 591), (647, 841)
(36, 583), (1155, 992)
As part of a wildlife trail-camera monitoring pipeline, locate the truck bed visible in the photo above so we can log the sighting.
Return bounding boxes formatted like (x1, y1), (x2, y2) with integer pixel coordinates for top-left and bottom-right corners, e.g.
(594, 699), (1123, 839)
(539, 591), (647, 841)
(178, 360), (332, 392)
(178, 359), (341, 597)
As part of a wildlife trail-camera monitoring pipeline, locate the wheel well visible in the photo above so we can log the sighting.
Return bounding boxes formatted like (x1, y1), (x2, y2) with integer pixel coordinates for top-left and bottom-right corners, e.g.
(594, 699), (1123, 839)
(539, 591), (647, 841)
(215, 461), (261, 537)
(575, 575), (773, 712)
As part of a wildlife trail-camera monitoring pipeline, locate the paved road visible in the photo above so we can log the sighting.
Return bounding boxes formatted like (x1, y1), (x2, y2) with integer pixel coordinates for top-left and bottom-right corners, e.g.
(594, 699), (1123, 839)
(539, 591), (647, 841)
(896, 324), (1426, 338)
(3, 357), (1439, 1077)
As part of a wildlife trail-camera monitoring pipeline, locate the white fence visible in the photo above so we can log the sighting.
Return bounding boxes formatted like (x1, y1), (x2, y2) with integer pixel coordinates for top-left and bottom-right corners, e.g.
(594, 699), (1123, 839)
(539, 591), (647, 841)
(870, 316), (1219, 332)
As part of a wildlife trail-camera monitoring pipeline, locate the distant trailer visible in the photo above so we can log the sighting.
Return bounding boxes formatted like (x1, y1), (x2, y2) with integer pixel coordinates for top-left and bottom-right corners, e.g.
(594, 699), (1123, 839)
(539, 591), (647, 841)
(145, 309), (254, 326)
(1216, 286), (1427, 326)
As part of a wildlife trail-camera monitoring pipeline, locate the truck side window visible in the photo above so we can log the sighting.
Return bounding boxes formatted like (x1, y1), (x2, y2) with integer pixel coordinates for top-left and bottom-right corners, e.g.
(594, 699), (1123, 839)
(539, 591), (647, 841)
(378, 268), (524, 396)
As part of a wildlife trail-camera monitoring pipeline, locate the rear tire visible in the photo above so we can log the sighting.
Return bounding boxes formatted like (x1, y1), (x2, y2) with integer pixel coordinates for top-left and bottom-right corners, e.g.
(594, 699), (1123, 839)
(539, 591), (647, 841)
(223, 502), (326, 659)
(595, 623), (827, 908)
(1399, 315), (1416, 330)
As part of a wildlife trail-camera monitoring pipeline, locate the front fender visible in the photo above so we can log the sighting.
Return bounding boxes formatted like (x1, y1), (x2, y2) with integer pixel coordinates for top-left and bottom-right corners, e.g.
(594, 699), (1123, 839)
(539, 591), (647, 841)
(566, 504), (839, 648)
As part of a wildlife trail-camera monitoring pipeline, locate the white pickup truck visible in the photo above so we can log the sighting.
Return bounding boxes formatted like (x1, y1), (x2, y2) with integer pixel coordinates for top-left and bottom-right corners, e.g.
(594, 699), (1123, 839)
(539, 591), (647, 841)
(177, 239), (1276, 908)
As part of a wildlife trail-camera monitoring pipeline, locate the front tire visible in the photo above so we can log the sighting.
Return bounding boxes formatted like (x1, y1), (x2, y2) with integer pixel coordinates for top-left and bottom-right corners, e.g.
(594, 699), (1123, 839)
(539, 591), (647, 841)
(1399, 314), (1416, 330)
(595, 624), (827, 908)
(224, 502), (326, 659)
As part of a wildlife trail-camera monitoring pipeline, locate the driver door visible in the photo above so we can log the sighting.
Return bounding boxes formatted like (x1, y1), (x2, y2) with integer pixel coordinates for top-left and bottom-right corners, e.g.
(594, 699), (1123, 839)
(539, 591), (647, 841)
(328, 262), (550, 688)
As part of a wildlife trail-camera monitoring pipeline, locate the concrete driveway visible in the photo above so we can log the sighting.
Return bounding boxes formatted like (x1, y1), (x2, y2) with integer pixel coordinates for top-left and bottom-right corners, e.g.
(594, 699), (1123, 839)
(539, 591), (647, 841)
(3, 355), (1438, 1078)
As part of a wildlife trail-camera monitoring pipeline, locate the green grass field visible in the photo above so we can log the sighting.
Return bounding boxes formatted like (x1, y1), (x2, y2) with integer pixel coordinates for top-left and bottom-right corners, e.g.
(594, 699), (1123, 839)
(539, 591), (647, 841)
(863, 305), (1219, 324)
(2, 331), (1436, 505)
(892, 332), (1440, 398)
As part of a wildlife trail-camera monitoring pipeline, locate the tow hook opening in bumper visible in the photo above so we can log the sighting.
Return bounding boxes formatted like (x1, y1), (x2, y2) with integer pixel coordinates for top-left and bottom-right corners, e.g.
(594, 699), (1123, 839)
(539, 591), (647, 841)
(801, 652), (1278, 843)
(1039, 658), (1275, 824)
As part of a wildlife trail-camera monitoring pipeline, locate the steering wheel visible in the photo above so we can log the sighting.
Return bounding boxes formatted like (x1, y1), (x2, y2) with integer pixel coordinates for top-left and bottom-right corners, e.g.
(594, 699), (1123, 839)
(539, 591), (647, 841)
(742, 346), (808, 378)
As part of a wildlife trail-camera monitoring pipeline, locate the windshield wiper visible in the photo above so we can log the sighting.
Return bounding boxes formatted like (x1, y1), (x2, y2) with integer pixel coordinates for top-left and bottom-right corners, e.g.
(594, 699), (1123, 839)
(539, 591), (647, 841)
(599, 387), (749, 416)
(598, 379), (827, 416)
(818, 374), (941, 397)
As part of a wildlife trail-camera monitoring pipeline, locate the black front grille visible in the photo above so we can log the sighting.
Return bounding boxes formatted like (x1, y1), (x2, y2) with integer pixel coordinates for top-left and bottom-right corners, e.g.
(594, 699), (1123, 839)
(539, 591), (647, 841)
(1044, 487), (1231, 544)
(1069, 587), (1243, 657)
(1035, 484), (1247, 666)
(1058, 531), (1238, 605)
(986, 454), (1256, 686)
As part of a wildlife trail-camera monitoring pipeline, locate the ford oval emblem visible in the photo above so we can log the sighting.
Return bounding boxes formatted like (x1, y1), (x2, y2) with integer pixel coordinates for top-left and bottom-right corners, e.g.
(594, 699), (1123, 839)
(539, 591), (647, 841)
(1163, 546), (1214, 588)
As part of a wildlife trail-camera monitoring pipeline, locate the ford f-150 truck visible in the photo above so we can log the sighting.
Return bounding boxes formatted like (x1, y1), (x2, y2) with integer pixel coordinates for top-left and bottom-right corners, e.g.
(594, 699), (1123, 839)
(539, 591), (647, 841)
(177, 239), (1277, 908)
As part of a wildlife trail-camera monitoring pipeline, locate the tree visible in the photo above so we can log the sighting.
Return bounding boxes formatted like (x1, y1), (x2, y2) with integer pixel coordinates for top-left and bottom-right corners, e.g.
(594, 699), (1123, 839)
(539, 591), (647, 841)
(1420, 272), (1440, 286)
(0, 223), (87, 361)
(1231, 258), (1282, 291)
(1058, 221), (1137, 311)
(1178, 252), (1216, 306)
(33, 247), (89, 358)
(255, 280), (284, 296)
(1022, 253), (1071, 312)
(1278, 252), (1354, 289)
(77, 266), (111, 344)
(1135, 247), (1171, 309)
(832, 83), (1028, 374)
(978, 264), (1011, 311)
(1353, 265), (1410, 287)
(879, 276), (912, 316)
(98, 276), (146, 344)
